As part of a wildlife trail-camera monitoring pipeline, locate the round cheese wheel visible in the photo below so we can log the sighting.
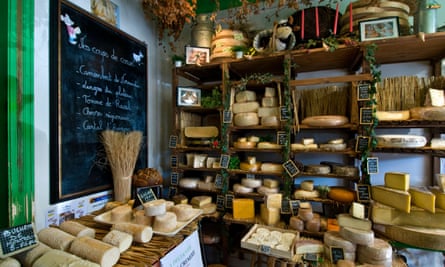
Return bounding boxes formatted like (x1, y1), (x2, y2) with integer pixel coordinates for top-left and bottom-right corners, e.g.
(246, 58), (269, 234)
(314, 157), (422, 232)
(289, 216), (304, 231)
(257, 186), (279, 195)
(324, 231), (357, 253)
(305, 164), (331, 174)
(232, 102), (260, 114)
(233, 183), (254, 193)
(240, 162), (262, 172)
(357, 238), (392, 261)
(133, 210), (154, 225)
(110, 205), (132, 222)
(302, 115), (348, 127)
(319, 142), (347, 151)
(201, 203), (217, 214)
(233, 141), (256, 149)
(171, 204), (194, 221)
(340, 226), (374, 246)
(300, 180), (314, 191)
(179, 178), (199, 188)
(376, 134), (427, 148)
(235, 90), (256, 103)
(293, 189), (320, 199)
(241, 178), (262, 188)
(376, 110), (410, 121)
(257, 142), (282, 149)
(143, 199), (167, 216)
(153, 212), (177, 233)
(298, 207), (313, 221)
(328, 187), (356, 203)
(305, 216), (321, 232)
(333, 165), (359, 176)
(233, 112), (259, 126)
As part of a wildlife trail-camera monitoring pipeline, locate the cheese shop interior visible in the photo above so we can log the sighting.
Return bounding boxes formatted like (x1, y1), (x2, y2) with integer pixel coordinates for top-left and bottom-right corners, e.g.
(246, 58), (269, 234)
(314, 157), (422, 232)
(2, 0), (445, 266)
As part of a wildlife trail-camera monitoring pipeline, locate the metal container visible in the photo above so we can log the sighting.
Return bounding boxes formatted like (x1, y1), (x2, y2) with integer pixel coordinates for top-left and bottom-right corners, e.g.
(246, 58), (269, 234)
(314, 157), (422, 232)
(415, 0), (441, 33)
(191, 14), (213, 48)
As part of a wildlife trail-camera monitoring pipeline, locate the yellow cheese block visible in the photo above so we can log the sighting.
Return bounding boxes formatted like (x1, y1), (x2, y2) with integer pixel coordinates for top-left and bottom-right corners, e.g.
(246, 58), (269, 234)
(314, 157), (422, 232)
(265, 193), (282, 209)
(409, 187), (436, 213)
(372, 186), (411, 213)
(260, 203), (280, 225)
(384, 172), (410, 191)
(371, 202), (445, 229)
(233, 198), (255, 220)
(431, 187), (445, 210)
(240, 162), (261, 172)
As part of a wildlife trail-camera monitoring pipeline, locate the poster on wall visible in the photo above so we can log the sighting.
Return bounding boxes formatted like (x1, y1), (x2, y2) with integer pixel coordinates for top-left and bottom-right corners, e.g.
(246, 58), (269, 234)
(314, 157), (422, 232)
(49, 0), (148, 203)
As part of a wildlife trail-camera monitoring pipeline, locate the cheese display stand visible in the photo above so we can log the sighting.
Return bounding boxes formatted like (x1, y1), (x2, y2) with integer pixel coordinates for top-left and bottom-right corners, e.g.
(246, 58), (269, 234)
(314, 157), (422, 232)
(170, 31), (445, 266)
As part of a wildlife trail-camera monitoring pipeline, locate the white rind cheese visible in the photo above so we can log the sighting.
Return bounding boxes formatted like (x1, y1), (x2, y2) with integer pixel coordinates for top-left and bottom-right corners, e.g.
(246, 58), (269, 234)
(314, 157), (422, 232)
(350, 202), (366, 219)
(241, 178), (262, 188)
(235, 90), (256, 103)
(264, 87), (276, 97)
(337, 213), (372, 231)
(339, 226), (374, 246)
(152, 212), (177, 233)
(143, 199), (167, 217)
(111, 222), (153, 243)
(102, 230), (133, 253)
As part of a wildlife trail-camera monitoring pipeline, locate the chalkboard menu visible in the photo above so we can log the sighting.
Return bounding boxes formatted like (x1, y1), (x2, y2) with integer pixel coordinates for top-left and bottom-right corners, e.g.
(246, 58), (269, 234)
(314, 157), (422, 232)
(50, 0), (148, 203)
(136, 187), (157, 204)
(0, 223), (38, 257)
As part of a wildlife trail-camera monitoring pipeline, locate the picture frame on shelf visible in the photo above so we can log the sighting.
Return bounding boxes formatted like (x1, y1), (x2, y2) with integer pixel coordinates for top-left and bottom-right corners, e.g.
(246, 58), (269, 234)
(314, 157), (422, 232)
(185, 46), (210, 65)
(177, 87), (201, 107)
(359, 17), (399, 42)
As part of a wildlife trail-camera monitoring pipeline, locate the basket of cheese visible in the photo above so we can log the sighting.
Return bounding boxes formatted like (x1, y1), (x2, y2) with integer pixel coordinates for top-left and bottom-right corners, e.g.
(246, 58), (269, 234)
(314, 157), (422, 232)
(241, 224), (300, 260)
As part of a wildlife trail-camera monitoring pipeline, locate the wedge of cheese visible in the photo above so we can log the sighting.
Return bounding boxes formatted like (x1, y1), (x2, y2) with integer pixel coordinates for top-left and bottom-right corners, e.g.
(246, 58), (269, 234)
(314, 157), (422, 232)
(371, 185), (411, 213)
(260, 203), (280, 225)
(384, 172), (410, 191)
(409, 187), (436, 213)
(430, 186), (445, 210)
(337, 213), (372, 231)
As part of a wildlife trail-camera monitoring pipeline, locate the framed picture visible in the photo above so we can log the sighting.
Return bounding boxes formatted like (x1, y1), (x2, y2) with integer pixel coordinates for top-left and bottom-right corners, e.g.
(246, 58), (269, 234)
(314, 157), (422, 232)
(359, 17), (399, 42)
(177, 87), (201, 106)
(185, 46), (210, 65)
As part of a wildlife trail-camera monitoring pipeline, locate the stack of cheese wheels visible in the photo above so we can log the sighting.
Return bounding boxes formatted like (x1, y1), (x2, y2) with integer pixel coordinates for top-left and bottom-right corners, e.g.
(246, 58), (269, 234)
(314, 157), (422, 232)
(211, 29), (249, 61)
(0, 257), (20, 267)
(233, 90), (259, 127)
(259, 87), (280, 127)
(291, 138), (318, 151)
(319, 138), (347, 151)
(301, 115), (348, 127)
(324, 231), (357, 262)
(294, 180), (320, 199)
(257, 178), (280, 195)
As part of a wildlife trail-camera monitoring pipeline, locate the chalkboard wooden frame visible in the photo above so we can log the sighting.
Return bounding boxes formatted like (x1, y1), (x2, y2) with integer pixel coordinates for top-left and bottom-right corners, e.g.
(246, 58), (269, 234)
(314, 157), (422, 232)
(49, 0), (148, 203)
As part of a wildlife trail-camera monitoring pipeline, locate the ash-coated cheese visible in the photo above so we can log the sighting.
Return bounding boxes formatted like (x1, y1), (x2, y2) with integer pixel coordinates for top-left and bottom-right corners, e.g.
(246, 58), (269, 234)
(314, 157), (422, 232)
(372, 186), (411, 213)
(233, 199), (255, 219)
(235, 90), (256, 103)
(339, 226), (374, 246)
(258, 107), (279, 117)
(232, 101), (260, 114)
(102, 229), (133, 253)
(69, 236), (120, 267)
(409, 187), (436, 213)
(323, 231), (357, 253)
(233, 112), (259, 126)
(384, 172), (410, 191)
(337, 213), (372, 231)
(38, 227), (75, 251)
(261, 97), (278, 107)
(111, 223), (153, 243)
(260, 203), (280, 225)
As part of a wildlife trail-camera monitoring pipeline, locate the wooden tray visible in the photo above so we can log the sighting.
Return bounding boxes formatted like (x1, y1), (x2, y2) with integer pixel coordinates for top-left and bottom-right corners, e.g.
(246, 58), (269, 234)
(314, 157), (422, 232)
(94, 208), (202, 237)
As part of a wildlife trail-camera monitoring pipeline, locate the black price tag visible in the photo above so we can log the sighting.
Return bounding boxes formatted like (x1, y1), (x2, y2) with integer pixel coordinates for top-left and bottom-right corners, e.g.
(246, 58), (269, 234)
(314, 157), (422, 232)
(246, 173), (255, 179)
(304, 253), (319, 262)
(289, 200), (300, 216)
(169, 186), (177, 198)
(220, 154), (230, 169)
(281, 198), (291, 214)
(225, 194), (234, 209)
(282, 160), (300, 177)
(136, 187), (157, 204)
(357, 83), (371, 101)
(367, 157), (378, 174)
(277, 131), (287, 146)
(357, 184), (371, 202)
(355, 136), (370, 152)
(330, 246), (345, 264)
(216, 195), (225, 211)
(280, 106), (289, 121)
(0, 223), (38, 257)
(360, 107), (373, 125)
(170, 155), (178, 168)
(214, 174), (223, 189)
(170, 172), (179, 185)
(260, 245), (271, 254)
(223, 110), (233, 124)
(169, 135), (178, 148)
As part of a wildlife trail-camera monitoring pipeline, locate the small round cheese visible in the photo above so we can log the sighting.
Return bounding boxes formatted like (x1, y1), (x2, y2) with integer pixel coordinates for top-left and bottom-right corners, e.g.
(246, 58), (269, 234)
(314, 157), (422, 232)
(241, 178), (262, 188)
(144, 199), (167, 216)
(300, 180), (314, 191)
(201, 203), (217, 214)
(133, 210), (154, 225)
(110, 205), (133, 222)
(261, 116), (280, 126)
(233, 183), (254, 193)
(153, 212), (177, 233)
(171, 204), (194, 221)
(305, 216), (321, 232)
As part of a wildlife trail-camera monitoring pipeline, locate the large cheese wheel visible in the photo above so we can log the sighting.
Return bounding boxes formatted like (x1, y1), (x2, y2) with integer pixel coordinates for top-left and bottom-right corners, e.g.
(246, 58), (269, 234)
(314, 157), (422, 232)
(324, 244), (356, 262)
(241, 178), (262, 188)
(69, 236), (120, 267)
(305, 216), (321, 232)
(232, 102), (260, 114)
(144, 199), (167, 216)
(111, 222), (153, 243)
(376, 134), (427, 148)
(258, 107), (279, 117)
(257, 186), (279, 195)
(102, 229), (133, 253)
(153, 212), (177, 233)
(201, 203), (217, 214)
(233, 112), (259, 126)
(233, 183), (254, 193)
(323, 231), (357, 253)
(289, 216), (304, 231)
(302, 115), (348, 127)
(339, 226), (374, 246)
(235, 90), (256, 103)
(357, 238), (392, 261)
(328, 187), (356, 202)
(59, 220), (95, 238)
(38, 227), (75, 251)
(261, 163), (283, 172)
(305, 164), (331, 174)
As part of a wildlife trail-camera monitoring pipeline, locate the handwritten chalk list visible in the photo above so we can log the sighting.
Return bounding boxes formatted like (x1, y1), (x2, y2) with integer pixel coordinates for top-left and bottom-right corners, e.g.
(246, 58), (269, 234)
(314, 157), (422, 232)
(330, 246), (344, 263)
(169, 135), (178, 148)
(357, 184), (371, 202)
(220, 154), (230, 169)
(367, 157), (378, 174)
(280, 106), (289, 121)
(360, 107), (373, 125)
(0, 223), (38, 257)
(170, 172), (179, 185)
(357, 83), (371, 101)
(283, 160), (300, 177)
(223, 110), (232, 124)
(136, 187), (157, 203)
(355, 136), (370, 152)
(277, 131), (287, 146)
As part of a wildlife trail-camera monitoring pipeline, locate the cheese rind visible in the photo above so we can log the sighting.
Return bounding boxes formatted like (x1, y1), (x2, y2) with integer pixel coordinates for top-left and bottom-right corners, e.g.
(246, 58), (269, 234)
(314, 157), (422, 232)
(235, 90), (256, 103)
(409, 187), (436, 213)
(261, 97), (278, 107)
(371, 185), (411, 213)
(232, 102), (260, 114)
(384, 172), (410, 191)
(339, 226), (374, 246)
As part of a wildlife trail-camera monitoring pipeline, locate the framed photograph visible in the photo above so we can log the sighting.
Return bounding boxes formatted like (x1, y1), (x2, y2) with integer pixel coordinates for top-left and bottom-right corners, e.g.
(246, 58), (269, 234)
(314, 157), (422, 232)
(177, 87), (201, 106)
(185, 46), (210, 65)
(359, 17), (399, 41)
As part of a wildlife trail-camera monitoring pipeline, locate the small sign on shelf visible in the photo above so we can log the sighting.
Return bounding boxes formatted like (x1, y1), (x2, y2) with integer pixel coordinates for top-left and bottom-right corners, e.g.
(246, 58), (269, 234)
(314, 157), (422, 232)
(357, 83), (371, 101)
(168, 135), (178, 148)
(0, 223), (38, 257)
(356, 184), (371, 203)
(360, 107), (373, 125)
(355, 136), (370, 152)
(282, 160), (300, 177)
(367, 157), (378, 174)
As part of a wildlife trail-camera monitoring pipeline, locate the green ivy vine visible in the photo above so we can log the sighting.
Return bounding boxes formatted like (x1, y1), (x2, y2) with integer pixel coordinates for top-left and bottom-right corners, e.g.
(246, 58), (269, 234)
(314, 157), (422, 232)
(360, 43), (380, 185)
(282, 57), (293, 198)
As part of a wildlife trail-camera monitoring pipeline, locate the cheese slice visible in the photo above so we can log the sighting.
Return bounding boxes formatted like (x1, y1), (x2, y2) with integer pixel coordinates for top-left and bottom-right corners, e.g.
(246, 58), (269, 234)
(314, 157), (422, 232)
(409, 187), (436, 213)
(371, 185), (411, 213)
(384, 172), (410, 191)
(430, 186), (445, 210)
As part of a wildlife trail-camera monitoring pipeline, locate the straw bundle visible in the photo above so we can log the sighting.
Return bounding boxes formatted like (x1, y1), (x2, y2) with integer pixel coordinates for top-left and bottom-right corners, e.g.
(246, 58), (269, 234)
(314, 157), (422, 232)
(298, 85), (349, 118)
(101, 130), (143, 202)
